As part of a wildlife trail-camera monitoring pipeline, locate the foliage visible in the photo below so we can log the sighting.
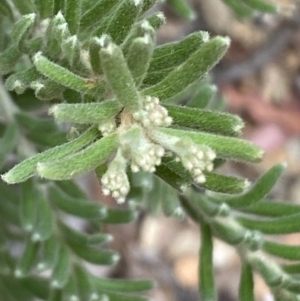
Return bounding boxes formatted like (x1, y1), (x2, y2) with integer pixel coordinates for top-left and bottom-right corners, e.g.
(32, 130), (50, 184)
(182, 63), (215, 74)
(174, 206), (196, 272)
(0, 0), (299, 301)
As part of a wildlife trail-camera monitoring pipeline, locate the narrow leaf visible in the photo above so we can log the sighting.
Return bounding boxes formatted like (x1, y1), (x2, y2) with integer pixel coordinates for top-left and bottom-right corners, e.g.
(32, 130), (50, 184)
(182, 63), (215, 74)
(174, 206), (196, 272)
(68, 241), (120, 265)
(143, 36), (230, 101)
(59, 221), (112, 245)
(104, 0), (143, 45)
(100, 42), (141, 111)
(199, 222), (217, 301)
(20, 179), (37, 232)
(51, 245), (71, 289)
(222, 0), (253, 17)
(0, 123), (18, 156)
(239, 263), (254, 301)
(242, 0), (277, 13)
(168, 0), (196, 20)
(0, 46), (21, 75)
(11, 0), (35, 14)
(15, 240), (39, 278)
(50, 100), (122, 124)
(263, 240), (300, 261)
(37, 134), (117, 180)
(212, 163), (286, 208)
(237, 213), (300, 234)
(101, 208), (138, 224)
(31, 193), (54, 242)
(127, 34), (155, 87)
(188, 83), (217, 108)
(50, 186), (107, 220)
(64, 0), (81, 34)
(12, 13), (36, 50)
(165, 104), (244, 136)
(38, 235), (59, 271)
(80, 0), (119, 31)
(2, 126), (99, 184)
(36, 0), (54, 19)
(240, 201), (300, 217)
(33, 52), (102, 96)
(92, 277), (155, 293)
(148, 31), (209, 73)
(160, 127), (264, 163)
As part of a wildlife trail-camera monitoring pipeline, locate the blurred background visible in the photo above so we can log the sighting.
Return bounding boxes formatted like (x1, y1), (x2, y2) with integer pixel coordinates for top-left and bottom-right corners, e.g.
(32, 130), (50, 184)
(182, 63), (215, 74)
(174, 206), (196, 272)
(87, 1), (300, 300)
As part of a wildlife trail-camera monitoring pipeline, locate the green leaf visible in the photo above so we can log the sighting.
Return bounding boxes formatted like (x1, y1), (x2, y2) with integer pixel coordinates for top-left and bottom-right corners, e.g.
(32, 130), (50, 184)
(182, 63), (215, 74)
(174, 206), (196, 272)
(31, 79), (65, 101)
(92, 277), (155, 293)
(15, 240), (39, 278)
(239, 263), (254, 301)
(5, 67), (41, 94)
(36, 0), (54, 19)
(212, 163), (286, 208)
(127, 34), (155, 87)
(12, 13), (36, 51)
(38, 235), (59, 271)
(148, 31), (208, 73)
(242, 0), (277, 13)
(50, 100), (122, 124)
(20, 277), (50, 299)
(74, 265), (98, 300)
(237, 213), (300, 234)
(162, 156), (248, 194)
(31, 192), (54, 242)
(48, 287), (63, 301)
(51, 245), (71, 289)
(0, 1), (13, 20)
(11, 0), (36, 14)
(96, 290), (151, 301)
(64, 0), (81, 34)
(281, 263), (300, 275)
(59, 221), (113, 245)
(50, 185), (107, 220)
(100, 41), (141, 111)
(79, 0), (119, 31)
(104, 0), (143, 45)
(61, 36), (81, 68)
(141, 0), (157, 13)
(168, 0), (196, 20)
(143, 36), (230, 101)
(188, 83), (217, 108)
(88, 36), (107, 75)
(2, 126), (99, 184)
(146, 12), (166, 30)
(33, 52), (103, 96)
(0, 123), (18, 156)
(239, 200), (300, 217)
(203, 172), (249, 194)
(160, 127), (264, 162)
(37, 133), (117, 180)
(263, 240), (300, 261)
(0, 46), (21, 75)
(222, 0), (254, 18)
(199, 222), (217, 301)
(20, 179), (37, 232)
(68, 241), (120, 265)
(101, 207), (138, 224)
(54, 180), (87, 199)
(165, 104), (244, 136)
(157, 176), (184, 217)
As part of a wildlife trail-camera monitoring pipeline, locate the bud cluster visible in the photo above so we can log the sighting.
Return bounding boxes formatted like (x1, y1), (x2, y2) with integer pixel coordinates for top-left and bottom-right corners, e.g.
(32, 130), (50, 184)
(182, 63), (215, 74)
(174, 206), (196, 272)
(98, 120), (117, 136)
(101, 150), (130, 204)
(133, 96), (173, 127)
